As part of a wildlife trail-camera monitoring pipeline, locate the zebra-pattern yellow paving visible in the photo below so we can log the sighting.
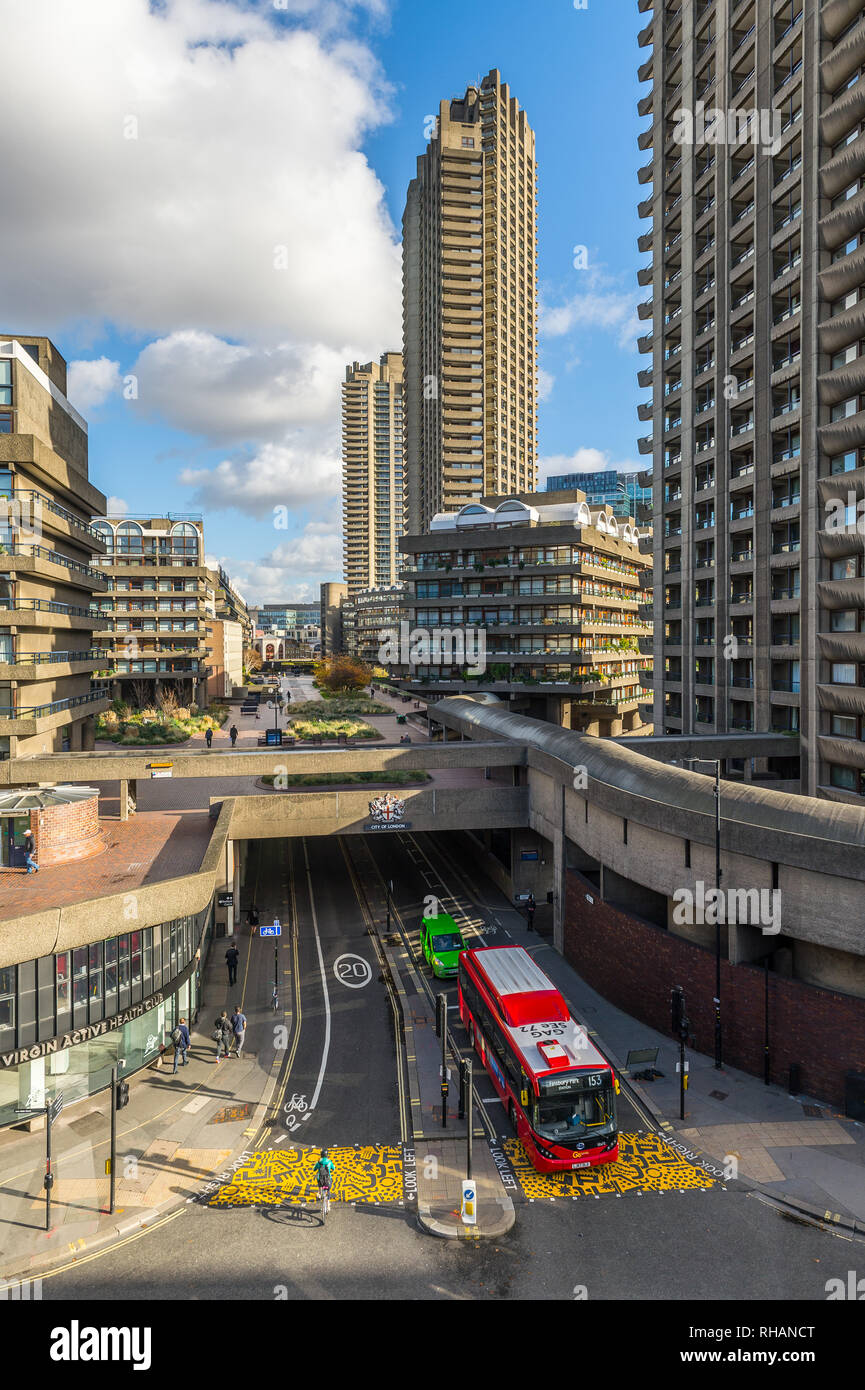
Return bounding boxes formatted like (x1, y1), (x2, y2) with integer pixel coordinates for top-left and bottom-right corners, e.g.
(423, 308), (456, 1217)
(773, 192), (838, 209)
(205, 1145), (404, 1207)
(503, 1132), (718, 1200)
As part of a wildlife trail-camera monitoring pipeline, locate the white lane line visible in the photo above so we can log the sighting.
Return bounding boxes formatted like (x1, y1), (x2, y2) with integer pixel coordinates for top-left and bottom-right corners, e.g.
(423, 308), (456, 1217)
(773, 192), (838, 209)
(302, 837), (332, 1114)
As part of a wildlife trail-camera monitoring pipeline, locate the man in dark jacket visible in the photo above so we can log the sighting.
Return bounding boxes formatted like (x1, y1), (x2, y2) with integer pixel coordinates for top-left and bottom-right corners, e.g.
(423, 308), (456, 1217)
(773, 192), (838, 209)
(172, 1017), (191, 1073)
(225, 941), (240, 985)
(214, 1011), (233, 1062)
(229, 725), (239, 747)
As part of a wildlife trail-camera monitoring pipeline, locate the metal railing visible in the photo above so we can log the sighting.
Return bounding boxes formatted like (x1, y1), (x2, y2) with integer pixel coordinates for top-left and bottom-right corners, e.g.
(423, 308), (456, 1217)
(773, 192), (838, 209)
(0, 687), (111, 719)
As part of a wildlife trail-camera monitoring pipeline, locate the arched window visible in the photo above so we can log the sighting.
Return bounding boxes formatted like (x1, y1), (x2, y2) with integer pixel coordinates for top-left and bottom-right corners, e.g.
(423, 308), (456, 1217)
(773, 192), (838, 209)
(171, 522), (199, 560)
(117, 521), (143, 554)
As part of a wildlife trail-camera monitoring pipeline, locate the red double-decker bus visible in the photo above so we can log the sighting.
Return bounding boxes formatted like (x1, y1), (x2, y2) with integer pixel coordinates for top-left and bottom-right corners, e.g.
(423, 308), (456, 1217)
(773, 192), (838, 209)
(458, 945), (619, 1173)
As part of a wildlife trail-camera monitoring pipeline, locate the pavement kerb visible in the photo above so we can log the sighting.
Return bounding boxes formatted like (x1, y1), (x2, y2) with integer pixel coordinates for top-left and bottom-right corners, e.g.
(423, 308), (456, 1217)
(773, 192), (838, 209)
(373, 923), (515, 1240)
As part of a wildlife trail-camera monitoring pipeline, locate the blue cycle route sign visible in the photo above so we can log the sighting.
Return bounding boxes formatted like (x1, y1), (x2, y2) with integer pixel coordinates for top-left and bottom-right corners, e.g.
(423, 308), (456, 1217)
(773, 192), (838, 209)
(260, 919), (281, 937)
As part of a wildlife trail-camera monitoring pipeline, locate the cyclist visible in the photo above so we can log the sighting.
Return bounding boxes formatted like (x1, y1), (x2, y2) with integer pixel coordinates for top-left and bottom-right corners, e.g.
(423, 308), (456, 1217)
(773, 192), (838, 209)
(313, 1148), (335, 1206)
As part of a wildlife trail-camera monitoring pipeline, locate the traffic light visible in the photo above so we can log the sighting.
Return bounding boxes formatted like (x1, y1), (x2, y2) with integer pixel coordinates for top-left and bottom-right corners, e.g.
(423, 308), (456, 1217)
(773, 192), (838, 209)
(116, 1080), (130, 1110)
(671, 986), (685, 1038)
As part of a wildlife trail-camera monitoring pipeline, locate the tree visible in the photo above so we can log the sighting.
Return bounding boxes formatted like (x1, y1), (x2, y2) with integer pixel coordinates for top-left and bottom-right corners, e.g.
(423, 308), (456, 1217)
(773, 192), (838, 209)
(244, 644), (262, 673)
(316, 655), (372, 692)
(129, 679), (151, 711)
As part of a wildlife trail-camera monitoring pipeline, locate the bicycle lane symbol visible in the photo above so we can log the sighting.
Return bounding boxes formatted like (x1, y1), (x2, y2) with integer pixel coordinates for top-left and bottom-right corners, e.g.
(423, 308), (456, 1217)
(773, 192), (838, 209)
(283, 1092), (308, 1132)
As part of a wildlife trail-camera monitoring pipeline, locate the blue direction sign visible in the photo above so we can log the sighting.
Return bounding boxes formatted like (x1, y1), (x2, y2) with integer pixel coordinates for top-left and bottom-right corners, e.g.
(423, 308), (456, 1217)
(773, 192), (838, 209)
(260, 919), (281, 937)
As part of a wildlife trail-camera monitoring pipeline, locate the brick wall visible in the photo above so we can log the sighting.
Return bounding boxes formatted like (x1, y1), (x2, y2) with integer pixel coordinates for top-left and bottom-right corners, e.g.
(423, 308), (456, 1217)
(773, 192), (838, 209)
(564, 867), (865, 1109)
(30, 795), (104, 865)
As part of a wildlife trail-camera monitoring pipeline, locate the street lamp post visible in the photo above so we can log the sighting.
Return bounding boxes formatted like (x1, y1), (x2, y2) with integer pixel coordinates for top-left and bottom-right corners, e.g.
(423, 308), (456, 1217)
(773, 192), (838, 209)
(683, 756), (723, 1070)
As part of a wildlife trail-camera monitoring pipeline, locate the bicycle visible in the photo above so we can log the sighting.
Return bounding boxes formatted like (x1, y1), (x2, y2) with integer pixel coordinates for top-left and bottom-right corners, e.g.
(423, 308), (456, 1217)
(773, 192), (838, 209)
(318, 1178), (330, 1224)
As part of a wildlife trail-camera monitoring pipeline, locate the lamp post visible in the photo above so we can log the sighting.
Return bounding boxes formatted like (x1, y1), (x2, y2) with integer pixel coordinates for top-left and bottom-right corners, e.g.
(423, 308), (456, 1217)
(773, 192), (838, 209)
(682, 756), (723, 1070)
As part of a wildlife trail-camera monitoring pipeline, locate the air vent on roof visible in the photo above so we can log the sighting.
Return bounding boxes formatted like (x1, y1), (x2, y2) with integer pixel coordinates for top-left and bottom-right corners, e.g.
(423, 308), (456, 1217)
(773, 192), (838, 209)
(537, 1039), (570, 1069)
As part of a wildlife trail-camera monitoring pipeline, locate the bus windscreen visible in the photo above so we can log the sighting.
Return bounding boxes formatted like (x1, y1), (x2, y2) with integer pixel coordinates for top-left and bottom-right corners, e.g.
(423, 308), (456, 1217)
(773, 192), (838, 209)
(533, 1073), (615, 1143)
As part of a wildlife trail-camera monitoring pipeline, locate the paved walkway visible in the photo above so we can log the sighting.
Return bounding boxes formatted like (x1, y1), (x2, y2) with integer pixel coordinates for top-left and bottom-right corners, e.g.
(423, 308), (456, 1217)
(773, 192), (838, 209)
(0, 914), (284, 1283)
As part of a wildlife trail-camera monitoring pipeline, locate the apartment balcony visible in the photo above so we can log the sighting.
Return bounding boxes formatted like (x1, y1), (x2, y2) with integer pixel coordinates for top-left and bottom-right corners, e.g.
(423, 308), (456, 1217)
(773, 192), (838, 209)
(637, 264), (653, 287)
(0, 598), (109, 631)
(820, 132), (865, 203)
(818, 631), (865, 664)
(819, 187), (865, 254)
(819, 298), (865, 356)
(818, 576), (864, 610)
(817, 682), (865, 718)
(637, 402), (653, 423)
(0, 483), (106, 551)
(817, 467), (865, 508)
(819, 242), (865, 305)
(818, 356), (865, 408)
(637, 92), (653, 119)
(637, 367), (653, 389)
(637, 299), (654, 320)
(0, 686), (111, 738)
(820, 67), (865, 149)
(638, 332), (653, 354)
(817, 525), (862, 560)
(819, 410), (865, 456)
(820, 15), (865, 96)
(0, 648), (104, 682)
(0, 542), (106, 590)
(637, 435), (654, 455)
(637, 125), (653, 152)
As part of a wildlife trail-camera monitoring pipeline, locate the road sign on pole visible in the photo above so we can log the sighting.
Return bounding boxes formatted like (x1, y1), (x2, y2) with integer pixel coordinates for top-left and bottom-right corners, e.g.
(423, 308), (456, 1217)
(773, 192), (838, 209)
(260, 921), (281, 937)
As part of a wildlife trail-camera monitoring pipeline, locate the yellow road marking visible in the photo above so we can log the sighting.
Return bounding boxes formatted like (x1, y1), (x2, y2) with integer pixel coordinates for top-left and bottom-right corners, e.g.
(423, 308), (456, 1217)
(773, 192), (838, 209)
(503, 1133), (717, 1200)
(204, 1144), (404, 1208)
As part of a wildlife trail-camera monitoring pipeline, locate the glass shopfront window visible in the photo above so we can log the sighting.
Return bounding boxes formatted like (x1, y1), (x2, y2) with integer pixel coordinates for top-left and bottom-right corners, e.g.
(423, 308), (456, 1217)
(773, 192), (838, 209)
(56, 953), (71, 1032)
(0, 908), (210, 1128)
(104, 937), (118, 1011)
(0, 966), (15, 1053)
(88, 942), (103, 1023)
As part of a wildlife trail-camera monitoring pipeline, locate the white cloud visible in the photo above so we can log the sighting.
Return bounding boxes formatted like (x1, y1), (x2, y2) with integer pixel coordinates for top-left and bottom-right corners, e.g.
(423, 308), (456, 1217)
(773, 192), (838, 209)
(131, 331), (350, 443)
(179, 440), (341, 519)
(67, 357), (122, 411)
(541, 267), (641, 351)
(105, 495), (128, 515)
(0, 1), (401, 347)
(536, 368), (555, 402)
(226, 522), (342, 603)
(538, 447), (640, 487)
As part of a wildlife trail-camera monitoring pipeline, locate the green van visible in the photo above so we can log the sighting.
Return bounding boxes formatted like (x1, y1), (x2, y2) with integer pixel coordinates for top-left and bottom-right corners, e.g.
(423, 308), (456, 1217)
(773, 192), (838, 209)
(420, 912), (466, 978)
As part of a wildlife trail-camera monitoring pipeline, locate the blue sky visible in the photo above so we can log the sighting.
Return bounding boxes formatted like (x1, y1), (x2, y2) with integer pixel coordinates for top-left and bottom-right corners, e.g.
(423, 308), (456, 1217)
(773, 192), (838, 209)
(0, 0), (646, 603)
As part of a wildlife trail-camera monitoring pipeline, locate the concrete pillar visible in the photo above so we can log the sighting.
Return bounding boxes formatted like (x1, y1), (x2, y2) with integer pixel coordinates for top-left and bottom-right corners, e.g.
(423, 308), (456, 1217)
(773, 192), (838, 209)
(119, 779), (129, 822)
(81, 716), (96, 751)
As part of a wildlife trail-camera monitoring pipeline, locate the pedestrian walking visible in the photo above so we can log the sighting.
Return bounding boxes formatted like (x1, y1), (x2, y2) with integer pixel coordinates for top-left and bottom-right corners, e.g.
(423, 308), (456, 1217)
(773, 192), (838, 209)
(23, 829), (38, 874)
(171, 1017), (191, 1073)
(225, 940), (239, 986)
(526, 893), (536, 932)
(230, 1005), (248, 1058)
(229, 724), (239, 747)
(212, 1010), (233, 1062)
(205, 727), (213, 749)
